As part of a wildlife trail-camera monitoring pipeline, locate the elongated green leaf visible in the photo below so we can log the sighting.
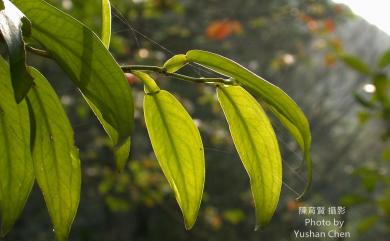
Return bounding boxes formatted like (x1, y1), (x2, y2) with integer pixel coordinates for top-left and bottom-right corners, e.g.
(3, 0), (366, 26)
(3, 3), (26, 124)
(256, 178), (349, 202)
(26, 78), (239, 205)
(0, 0), (33, 102)
(186, 50), (311, 198)
(378, 50), (390, 68)
(339, 53), (371, 75)
(132, 71), (160, 94)
(163, 54), (188, 73)
(13, 0), (134, 169)
(217, 85), (282, 229)
(27, 68), (81, 241)
(0, 57), (34, 237)
(101, 0), (111, 48)
(144, 90), (204, 229)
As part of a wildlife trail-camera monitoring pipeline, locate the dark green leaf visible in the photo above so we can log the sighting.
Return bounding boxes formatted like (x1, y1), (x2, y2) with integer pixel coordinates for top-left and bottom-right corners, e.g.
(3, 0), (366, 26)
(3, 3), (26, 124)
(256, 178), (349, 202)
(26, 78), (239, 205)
(101, 0), (111, 48)
(144, 90), (205, 229)
(13, 0), (134, 169)
(217, 85), (282, 229)
(340, 194), (367, 207)
(0, 57), (34, 237)
(357, 215), (379, 234)
(373, 74), (389, 103)
(378, 50), (390, 68)
(163, 54), (188, 73)
(339, 53), (371, 75)
(27, 68), (81, 241)
(0, 0), (33, 102)
(186, 50), (311, 198)
(353, 92), (373, 108)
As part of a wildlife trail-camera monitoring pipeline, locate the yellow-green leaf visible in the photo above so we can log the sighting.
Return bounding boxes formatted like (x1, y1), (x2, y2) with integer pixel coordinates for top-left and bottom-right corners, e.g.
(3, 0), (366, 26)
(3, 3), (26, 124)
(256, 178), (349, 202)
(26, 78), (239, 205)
(144, 90), (204, 229)
(0, 0), (33, 102)
(217, 85), (282, 229)
(186, 50), (311, 198)
(101, 0), (111, 48)
(163, 54), (188, 73)
(27, 68), (81, 241)
(13, 0), (134, 169)
(0, 57), (34, 237)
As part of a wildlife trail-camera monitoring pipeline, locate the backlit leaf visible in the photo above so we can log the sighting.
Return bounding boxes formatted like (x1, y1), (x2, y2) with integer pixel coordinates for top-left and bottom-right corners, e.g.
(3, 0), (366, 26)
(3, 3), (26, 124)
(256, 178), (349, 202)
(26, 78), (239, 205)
(0, 0), (33, 102)
(186, 50), (311, 198)
(13, 0), (134, 169)
(144, 90), (204, 229)
(217, 85), (282, 229)
(27, 68), (81, 241)
(101, 0), (111, 48)
(0, 57), (34, 237)
(163, 54), (188, 73)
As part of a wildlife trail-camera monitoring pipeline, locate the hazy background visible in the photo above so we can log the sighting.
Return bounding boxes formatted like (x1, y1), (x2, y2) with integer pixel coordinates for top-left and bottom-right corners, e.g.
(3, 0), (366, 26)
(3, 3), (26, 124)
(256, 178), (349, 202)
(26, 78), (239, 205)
(4, 0), (390, 240)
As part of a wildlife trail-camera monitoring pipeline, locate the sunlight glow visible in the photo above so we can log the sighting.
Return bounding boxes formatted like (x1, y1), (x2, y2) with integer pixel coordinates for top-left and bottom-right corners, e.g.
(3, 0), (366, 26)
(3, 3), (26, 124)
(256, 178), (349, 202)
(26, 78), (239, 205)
(332, 0), (390, 36)
(363, 84), (376, 93)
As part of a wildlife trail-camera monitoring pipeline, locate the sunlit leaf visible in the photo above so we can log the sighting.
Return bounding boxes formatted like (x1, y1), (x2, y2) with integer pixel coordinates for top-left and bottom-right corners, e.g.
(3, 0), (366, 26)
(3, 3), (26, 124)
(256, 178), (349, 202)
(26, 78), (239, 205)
(144, 90), (204, 229)
(0, 0), (33, 102)
(101, 0), (111, 48)
(217, 85), (282, 229)
(27, 68), (81, 241)
(13, 0), (134, 169)
(186, 50), (311, 198)
(339, 53), (371, 76)
(131, 71), (160, 94)
(0, 57), (34, 237)
(378, 49), (390, 68)
(163, 54), (188, 73)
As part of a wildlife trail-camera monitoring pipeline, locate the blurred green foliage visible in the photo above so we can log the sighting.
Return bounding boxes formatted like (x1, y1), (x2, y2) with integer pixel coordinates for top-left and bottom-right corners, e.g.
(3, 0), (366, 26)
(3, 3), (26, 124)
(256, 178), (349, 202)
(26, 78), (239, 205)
(3, 0), (388, 240)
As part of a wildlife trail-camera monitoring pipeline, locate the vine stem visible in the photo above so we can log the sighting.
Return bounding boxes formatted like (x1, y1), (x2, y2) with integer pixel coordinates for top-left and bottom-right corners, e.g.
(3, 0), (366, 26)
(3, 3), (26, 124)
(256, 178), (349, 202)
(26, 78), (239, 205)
(121, 65), (235, 85)
(25, 46), (235, 86)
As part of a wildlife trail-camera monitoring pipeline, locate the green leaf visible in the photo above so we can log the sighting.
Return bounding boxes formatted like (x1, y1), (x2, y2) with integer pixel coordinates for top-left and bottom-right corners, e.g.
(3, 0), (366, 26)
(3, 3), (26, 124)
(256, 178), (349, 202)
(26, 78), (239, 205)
(0, 0), (33, 102)
(131, 71), (160, 94)
(27, 68), (81, 241)
(373, 73), (389, 104)
(378, 50), (390, 68)
(186, 50), (311, 198)
(13, 0), (134, 169)
(357, 215), (379, 234)
(0, 57), (34, 237)
(163, 54), (188, 73)
(217, 85), (282, 229)
(144, 90), (204, 229)
(101, 0), (111, 48)
(339, 53), (371, 75)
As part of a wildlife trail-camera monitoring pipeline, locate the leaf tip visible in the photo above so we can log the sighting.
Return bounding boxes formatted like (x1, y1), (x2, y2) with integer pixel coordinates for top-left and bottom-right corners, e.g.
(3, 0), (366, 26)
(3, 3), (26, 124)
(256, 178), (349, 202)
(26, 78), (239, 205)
(184, 217), (195, 230)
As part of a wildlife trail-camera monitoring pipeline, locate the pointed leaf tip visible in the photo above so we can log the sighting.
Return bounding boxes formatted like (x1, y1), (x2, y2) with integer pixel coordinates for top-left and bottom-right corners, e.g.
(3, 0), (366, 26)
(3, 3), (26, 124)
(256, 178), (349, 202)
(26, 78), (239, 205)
(186, 50), (312, 199)
(27, 68), (81, 241)
(217, 85), (282, 228)
(144, 90), (204, 229)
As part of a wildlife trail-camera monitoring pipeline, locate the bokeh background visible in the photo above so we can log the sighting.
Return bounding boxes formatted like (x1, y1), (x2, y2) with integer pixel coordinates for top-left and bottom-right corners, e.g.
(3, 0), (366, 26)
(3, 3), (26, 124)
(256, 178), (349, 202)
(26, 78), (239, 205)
(4, 0), (390, 240)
